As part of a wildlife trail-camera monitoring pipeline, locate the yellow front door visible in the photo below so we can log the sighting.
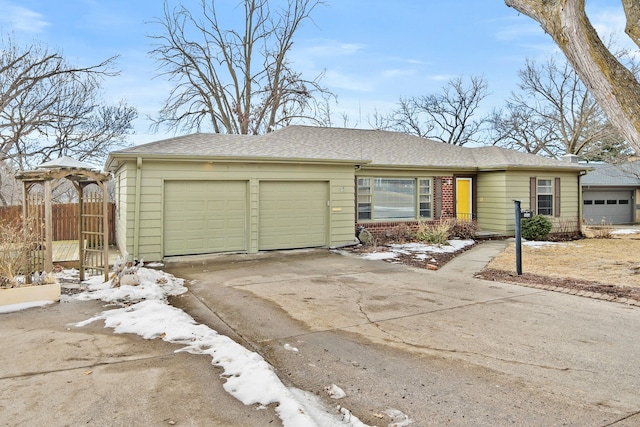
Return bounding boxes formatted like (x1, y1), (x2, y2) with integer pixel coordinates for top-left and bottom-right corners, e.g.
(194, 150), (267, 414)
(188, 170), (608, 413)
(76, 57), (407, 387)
(456, 178), (472, 221)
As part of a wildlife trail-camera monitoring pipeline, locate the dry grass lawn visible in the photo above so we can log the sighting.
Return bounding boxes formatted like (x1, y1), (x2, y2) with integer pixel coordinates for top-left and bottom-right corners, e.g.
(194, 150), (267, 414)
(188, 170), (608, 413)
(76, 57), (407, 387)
(485, 231), (640, 288)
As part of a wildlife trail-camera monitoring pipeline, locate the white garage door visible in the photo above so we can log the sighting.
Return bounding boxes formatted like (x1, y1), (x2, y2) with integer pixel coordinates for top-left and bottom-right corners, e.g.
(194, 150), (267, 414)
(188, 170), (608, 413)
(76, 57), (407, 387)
(583, 190), (633, 224)
(259, 181), (327, 250)
(164, 181), (246, 256)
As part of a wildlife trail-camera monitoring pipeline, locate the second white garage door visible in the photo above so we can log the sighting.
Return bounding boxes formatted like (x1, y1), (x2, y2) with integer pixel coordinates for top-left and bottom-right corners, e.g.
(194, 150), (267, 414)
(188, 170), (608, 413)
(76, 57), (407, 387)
(259, 181), (328, 250)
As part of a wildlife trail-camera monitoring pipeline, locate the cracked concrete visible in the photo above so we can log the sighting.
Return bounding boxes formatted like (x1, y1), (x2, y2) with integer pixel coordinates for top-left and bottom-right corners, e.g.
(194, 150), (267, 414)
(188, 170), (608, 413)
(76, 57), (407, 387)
(167, 241), (640, 426)
(0, 299), (280, 426)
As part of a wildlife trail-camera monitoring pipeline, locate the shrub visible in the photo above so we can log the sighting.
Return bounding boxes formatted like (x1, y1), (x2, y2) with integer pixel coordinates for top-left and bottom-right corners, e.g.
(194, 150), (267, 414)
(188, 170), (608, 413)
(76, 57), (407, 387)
(521, 215), (553, 240)
(415, 220), (451, 245)
(583, 218), (613, 239)
(549, 218), (581, 241)
(385, 223), (414, 243)
(448, 219), (477, 239)
(0, 217), (43, 288)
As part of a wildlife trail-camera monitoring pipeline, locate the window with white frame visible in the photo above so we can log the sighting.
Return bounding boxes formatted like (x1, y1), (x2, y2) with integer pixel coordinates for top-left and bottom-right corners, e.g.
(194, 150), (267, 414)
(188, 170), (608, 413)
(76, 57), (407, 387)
(356, 177), (432, 221)
(419, 178), (432, 218)
(537, 179), (553, 215)
(357, 177), (372, 220)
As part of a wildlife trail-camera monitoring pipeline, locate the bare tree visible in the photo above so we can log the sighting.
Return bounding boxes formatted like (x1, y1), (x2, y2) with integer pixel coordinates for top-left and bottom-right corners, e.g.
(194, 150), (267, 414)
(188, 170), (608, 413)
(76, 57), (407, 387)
(505, 0), (640, 153)
(389, 75), (489, 146)
(0, 161), (20, 206)
(490, 56), (625, 159)
(490, 104), (561, 157)
(149, 0), (333, 135)
(0, 35), (137, 172)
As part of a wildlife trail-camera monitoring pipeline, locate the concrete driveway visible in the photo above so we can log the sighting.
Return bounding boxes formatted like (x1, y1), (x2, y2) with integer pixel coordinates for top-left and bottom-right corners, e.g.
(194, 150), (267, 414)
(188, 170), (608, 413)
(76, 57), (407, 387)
(167, 241), (640, 426)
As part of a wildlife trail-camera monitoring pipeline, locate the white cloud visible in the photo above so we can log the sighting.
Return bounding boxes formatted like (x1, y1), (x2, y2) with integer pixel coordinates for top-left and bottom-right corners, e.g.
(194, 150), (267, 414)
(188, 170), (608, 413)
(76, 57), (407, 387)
(301, 39), (367, 57)
(589, 6), (626, 36)
(427, 74), (455, 81)
(494, 16), (545, 42)
(381, 68), (416, 78)
(0, 2), (49, 33)
(323, 70), (374, 92)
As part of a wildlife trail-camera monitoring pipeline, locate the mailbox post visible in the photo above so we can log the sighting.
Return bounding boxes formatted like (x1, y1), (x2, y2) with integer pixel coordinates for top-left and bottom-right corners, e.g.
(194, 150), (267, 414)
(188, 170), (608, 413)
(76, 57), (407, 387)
(513, 200), (531, 276)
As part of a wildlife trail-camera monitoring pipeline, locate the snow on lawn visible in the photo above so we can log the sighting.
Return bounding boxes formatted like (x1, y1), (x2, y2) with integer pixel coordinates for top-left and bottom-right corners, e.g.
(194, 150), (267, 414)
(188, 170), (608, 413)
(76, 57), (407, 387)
(359, 239), (475, 261)
(72, 267), (372, 427)
(611, 229), (640, 235)
(522, 241), (562, 249)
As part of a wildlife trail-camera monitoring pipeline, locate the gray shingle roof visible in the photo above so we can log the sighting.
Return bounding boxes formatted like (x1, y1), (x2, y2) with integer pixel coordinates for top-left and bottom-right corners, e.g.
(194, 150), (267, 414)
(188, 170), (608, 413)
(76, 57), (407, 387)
(581, 162), (640, 186)
(108, 125), (588, 171)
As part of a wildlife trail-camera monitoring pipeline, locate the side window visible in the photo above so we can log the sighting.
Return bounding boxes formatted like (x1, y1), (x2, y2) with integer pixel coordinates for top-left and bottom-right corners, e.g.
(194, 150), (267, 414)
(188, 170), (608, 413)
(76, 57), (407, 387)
(537, 179), (553, 215)
(357, 177), (372, 220)
(418, 178), (432, 218)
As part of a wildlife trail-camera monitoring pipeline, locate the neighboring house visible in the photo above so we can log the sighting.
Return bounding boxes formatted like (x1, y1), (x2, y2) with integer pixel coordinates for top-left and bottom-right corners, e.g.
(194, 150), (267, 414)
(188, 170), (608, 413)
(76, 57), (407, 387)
(105, 126), (589, 262)
(581, 161), (640, 225)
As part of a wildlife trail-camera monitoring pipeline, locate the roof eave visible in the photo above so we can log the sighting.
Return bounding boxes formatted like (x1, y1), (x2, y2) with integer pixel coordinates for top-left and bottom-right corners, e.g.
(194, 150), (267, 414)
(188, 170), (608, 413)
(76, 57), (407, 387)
(359, 163), (477, 171)
(477, 164), (593, 172)
(105, 152), (370, 171)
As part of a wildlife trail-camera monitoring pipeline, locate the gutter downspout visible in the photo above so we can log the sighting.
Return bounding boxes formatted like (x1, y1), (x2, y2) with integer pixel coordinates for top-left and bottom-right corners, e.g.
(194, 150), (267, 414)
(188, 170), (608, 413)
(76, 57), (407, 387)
(579, 170), (587, 233)
(134, 157), (142, 260)
(564, 155), (587, 234)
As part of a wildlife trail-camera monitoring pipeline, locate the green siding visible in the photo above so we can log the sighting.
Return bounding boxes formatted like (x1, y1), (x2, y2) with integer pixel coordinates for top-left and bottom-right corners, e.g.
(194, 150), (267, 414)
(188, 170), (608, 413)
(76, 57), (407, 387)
(114, 160), (354, 261)
(477, 170), (581, 236)
(113, 157), (583, 261)
(114, 162), (135, 257)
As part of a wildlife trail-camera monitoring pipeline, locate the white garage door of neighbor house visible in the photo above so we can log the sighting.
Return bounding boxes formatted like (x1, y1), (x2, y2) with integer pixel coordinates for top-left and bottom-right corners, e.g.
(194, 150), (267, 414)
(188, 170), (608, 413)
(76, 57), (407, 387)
(259, 181), (328, 250)
(164, 180), (247, 256)
(583, 190), (633, 225)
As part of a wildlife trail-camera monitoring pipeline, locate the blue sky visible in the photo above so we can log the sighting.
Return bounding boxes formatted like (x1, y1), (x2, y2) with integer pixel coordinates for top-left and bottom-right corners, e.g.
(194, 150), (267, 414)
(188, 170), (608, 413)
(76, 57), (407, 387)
(0, 0), (632, 145)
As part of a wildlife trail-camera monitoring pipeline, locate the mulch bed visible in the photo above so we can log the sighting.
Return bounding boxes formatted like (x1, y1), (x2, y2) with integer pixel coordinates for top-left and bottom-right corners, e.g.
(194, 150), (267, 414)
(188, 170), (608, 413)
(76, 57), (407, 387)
(475, 268), (640, 301)
(349, 240), (640, 301)
(346, 241), (477, 270)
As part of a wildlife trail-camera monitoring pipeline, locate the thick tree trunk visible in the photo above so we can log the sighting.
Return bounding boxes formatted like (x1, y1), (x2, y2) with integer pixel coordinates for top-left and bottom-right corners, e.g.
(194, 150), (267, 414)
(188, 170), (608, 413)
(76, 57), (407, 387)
(505, 0), (640, 153)
(622, 0), (640, 46)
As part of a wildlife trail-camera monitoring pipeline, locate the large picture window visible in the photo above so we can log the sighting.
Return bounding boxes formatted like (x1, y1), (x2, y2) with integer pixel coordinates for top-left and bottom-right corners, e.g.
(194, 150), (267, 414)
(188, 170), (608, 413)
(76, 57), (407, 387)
(357, 177), (432, 221)
(374, 178), (415, 219)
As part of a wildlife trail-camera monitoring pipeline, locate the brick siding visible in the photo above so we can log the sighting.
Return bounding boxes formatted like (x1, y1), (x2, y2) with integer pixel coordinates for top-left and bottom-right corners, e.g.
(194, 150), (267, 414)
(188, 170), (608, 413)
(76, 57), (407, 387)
(355, 176), (457, 239)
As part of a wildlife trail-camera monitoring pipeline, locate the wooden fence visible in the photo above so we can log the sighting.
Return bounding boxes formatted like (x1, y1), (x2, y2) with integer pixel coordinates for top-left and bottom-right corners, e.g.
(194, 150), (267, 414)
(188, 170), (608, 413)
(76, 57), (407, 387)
(0, 202), (116, 243)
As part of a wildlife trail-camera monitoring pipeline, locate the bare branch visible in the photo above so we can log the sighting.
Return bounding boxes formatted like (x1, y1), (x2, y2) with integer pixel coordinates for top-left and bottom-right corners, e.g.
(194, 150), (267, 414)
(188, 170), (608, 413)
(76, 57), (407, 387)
(0, 33), (137, 177)
(505, 0), (640, 153)
(387, 75), (488, 146)
(148, 0), (332, 135)
(490, 54), (623, 160)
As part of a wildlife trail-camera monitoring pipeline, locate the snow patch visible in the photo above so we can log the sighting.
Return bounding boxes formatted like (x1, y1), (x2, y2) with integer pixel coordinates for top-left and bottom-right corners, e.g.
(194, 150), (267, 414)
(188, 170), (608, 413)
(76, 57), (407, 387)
(72, 267), (373, 427)
(522, 241), (561, 249)
(611, 229), (640, 235)
(284, 343), (299, 352)
(358, 240), (475, 262)
(384, 408), (413, 426)
(0, 300), (54, 314)
(325, 384), (347, 399)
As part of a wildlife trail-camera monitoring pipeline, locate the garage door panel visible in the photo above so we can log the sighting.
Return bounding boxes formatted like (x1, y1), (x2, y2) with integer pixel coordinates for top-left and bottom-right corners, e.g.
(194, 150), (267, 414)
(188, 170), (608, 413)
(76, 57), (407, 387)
(583, 190), (633, 224)
(259, 181), (327, 250)
(165, 181), (247, 256)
